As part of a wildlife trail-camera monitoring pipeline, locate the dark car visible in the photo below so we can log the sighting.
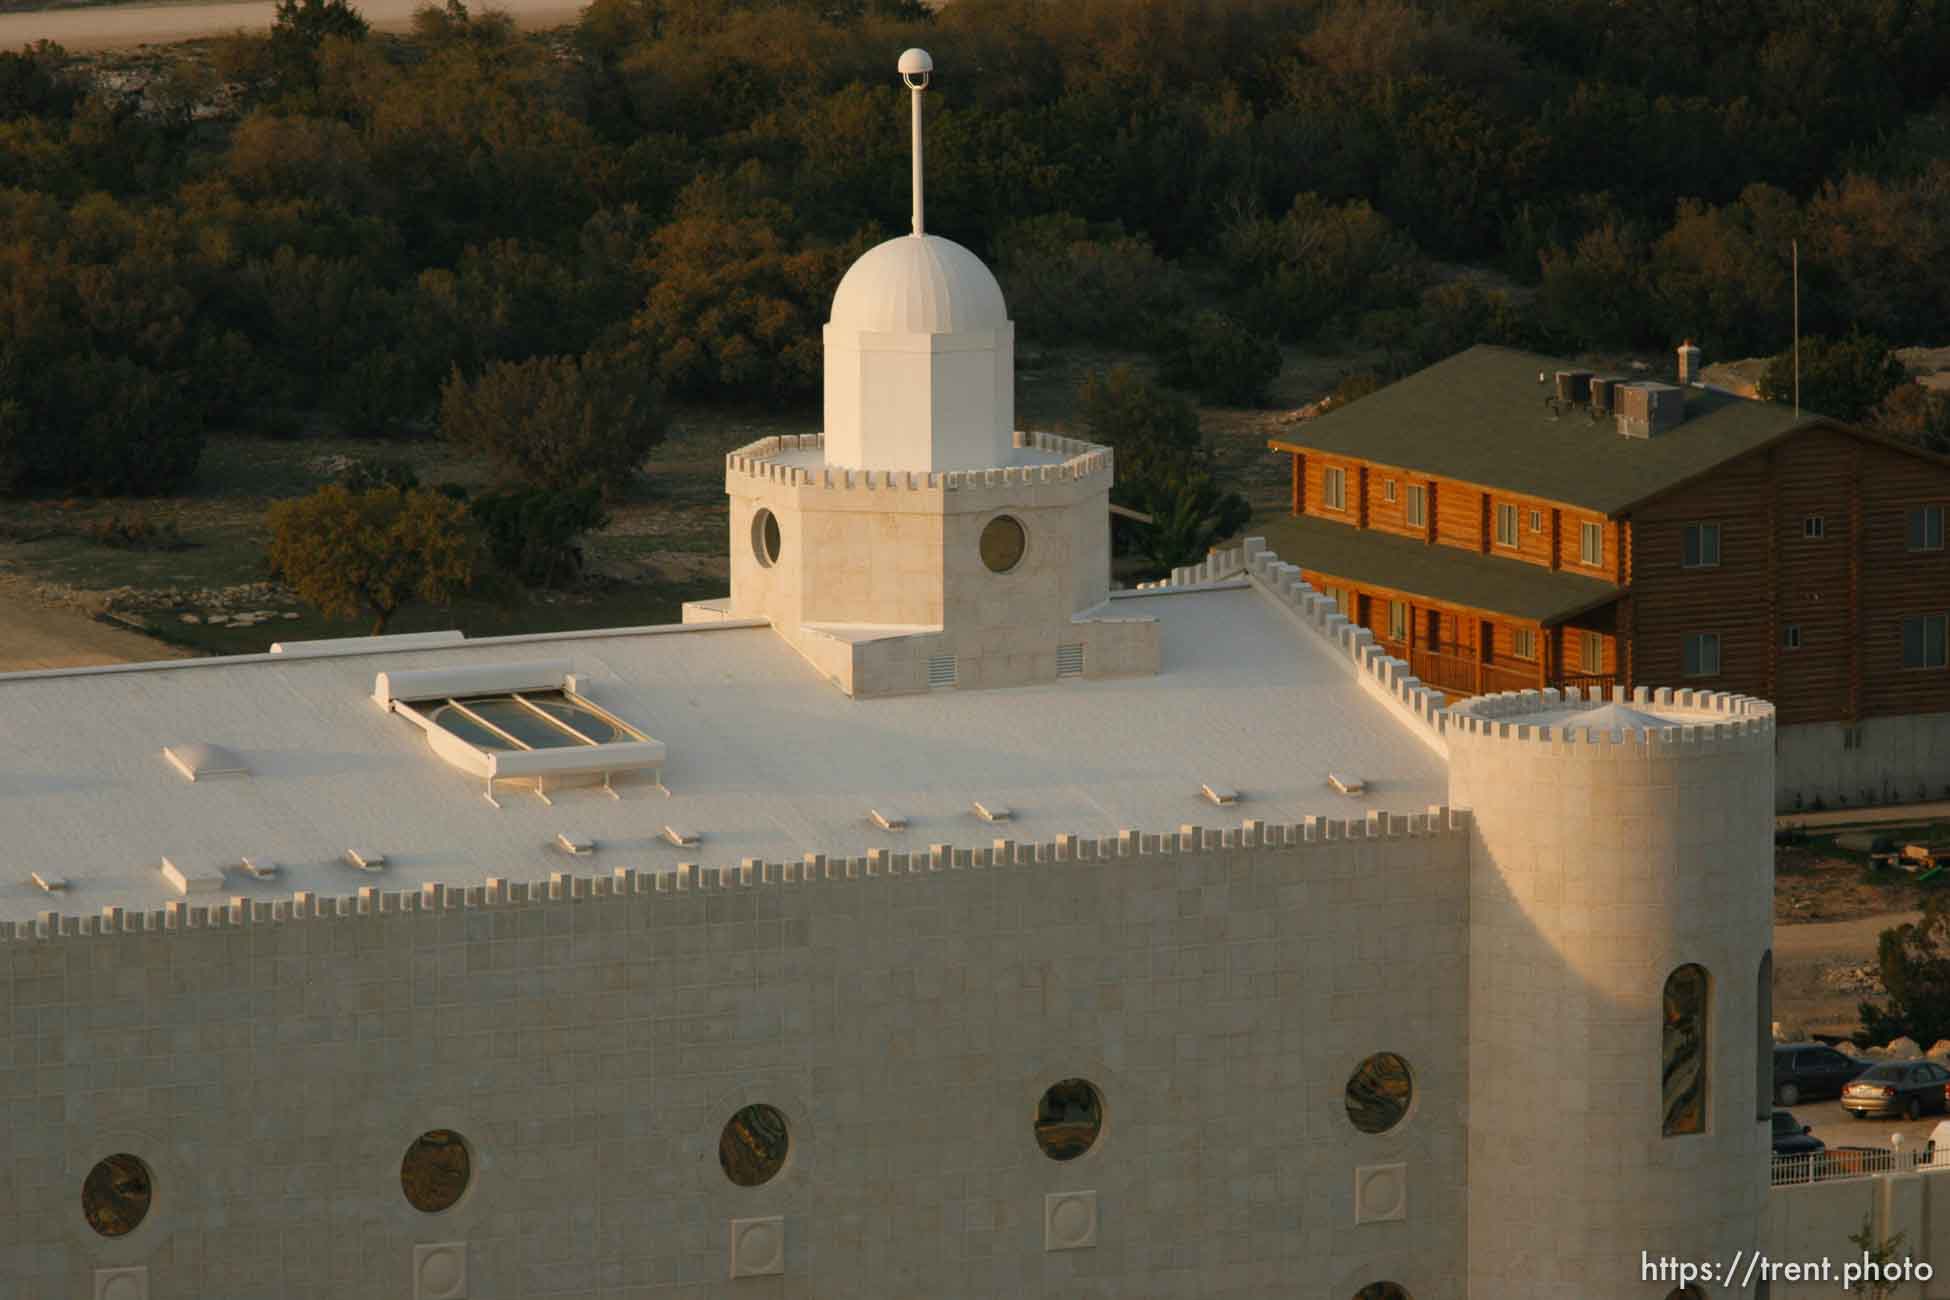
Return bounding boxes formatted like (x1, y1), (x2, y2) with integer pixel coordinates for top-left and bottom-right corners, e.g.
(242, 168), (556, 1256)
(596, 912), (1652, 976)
(1771, 1109), (1824, 1156)
(1843, 1060), (1950, 1120)
(1774, 1043), (1869, 1105)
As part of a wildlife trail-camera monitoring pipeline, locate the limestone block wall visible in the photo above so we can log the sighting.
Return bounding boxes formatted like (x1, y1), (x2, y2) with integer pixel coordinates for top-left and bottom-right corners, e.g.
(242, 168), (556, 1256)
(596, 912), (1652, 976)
(2, 813), (1471, 1300)
(1448, 689), (1777, 1299)
(1775, 711), (1950, 813)
(722, 434), (1153, 696)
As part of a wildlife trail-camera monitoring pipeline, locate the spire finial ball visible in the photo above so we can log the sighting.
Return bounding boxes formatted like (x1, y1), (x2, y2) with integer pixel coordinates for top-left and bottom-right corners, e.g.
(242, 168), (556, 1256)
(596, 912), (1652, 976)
(899, 47), (932, 89)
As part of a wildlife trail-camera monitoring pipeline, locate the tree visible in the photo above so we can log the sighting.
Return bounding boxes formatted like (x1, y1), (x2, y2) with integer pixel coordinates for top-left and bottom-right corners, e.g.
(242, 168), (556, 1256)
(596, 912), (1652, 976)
(1873, 382), (1950, 456)
(1075, 364), (1203, 509)
(265, 485), (474, 633)
(439, 351), (665, 493)
(1758, 333), (1908, 424)
(1132, 476), (1251, 572)
(1155, 310), (1282, 407)
(470, 486), (608, 588)
(269, 0), (369, 89)
(992, 214), (1184, 348)
(1221, 194), (1424, 343)
(1857, 897), (1950, 1049)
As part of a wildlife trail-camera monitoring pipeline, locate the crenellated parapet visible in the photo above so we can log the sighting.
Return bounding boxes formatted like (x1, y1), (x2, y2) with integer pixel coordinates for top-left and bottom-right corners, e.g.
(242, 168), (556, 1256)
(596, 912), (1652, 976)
(724, 431), (1112, 494)
(1446, 685), (1776, 750)
(0, 808), (1471, 942)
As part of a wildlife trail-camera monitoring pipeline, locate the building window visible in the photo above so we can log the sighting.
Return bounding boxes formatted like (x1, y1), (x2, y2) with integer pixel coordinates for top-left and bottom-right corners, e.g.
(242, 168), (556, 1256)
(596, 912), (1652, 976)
(1804, 514), (1826, 539)
(1911, 505), (1946, 552)
(1681, 522), (1721, 568)
(1579, 630), (1603, 674)
(1663, 963), (1710, 1136)
(721, 1104), (791, 1186)
(1035, 1079), (1104, 1161)
(1783, 624), (1801, 650)
(1345, 1052), (1414, 1134)
(401, 1130), (471, 1213)
(1495, 503), (1518, 547)
(1579, 521), (1603, 566)
(1757, 951), (1773, 1123)
(751, 508), (781, 568)
(1904, 614), (1949, 669)
(1683, 632), (1721, 677)
(1323, 466), (1347, 511)
(1388, 601), (1407, 641)
(980, 515), (1027, 573)
(1383, 478), (1397, 503)
(1512, 627), (1536, 660)
(82, 1154), (153, 1237)
(1404, 484), (1427, 527)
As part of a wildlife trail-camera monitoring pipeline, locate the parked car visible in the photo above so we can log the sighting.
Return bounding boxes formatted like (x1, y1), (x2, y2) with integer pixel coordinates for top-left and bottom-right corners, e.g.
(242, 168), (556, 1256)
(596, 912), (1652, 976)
(1771, 1109), (1824, 1156)
(1773, 1043), (1869, 1105)
(1843, 1060), (1950, 1119)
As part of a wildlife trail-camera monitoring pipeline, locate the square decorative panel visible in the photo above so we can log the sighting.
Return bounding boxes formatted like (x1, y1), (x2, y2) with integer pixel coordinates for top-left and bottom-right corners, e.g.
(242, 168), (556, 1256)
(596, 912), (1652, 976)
(94, 1267), (148, 1300)
(730, 1216), (786, 1278)
(1354, 1162), (1408, 1224)
(1043, 1190), (1098, 1251)
(413, 1242), (468, 1300)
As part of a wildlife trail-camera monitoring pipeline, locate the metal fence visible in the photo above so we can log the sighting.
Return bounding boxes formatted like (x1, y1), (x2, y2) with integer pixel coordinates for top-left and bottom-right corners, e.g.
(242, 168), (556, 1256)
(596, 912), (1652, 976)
(1772, 1142), (1950, 1186)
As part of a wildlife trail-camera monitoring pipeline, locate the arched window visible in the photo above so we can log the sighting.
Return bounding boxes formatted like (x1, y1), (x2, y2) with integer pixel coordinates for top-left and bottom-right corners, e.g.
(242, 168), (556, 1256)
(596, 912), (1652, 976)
(1757, 950), (1774, 1122)
(1664, 963), (1711, 1136)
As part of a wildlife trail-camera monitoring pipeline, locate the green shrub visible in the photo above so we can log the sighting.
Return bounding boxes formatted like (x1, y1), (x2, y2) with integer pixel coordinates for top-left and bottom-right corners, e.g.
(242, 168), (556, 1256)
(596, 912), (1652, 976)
(1155, 310), (1282, 406)
(469, 486), (608, 588)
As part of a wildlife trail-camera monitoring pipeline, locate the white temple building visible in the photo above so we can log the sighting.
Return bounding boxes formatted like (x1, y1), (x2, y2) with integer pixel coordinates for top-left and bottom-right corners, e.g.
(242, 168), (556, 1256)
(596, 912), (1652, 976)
(0, 48), (1886, 1300)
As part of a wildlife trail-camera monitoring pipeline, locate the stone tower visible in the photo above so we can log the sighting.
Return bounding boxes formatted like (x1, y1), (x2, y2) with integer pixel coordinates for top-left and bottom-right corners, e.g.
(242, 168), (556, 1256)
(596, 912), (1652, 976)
(1448, 687), (1775, 1299)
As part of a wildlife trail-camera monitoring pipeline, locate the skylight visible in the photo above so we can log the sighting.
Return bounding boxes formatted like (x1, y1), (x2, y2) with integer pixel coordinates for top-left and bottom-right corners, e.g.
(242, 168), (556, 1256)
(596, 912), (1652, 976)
(379, 664), (667, 806)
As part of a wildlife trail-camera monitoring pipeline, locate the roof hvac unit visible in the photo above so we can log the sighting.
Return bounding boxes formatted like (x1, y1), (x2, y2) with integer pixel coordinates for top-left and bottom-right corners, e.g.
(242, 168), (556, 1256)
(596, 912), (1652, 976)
(1614, 382), (1685, 438)
(1553, 369), (1595, 404)
(1588, 376), (1618, 414)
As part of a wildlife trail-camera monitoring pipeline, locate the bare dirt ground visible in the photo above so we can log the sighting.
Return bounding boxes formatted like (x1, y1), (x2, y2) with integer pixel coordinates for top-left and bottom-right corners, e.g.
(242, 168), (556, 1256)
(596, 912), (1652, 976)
(0, 0), (581, 50)
(0, 580), (190, 672)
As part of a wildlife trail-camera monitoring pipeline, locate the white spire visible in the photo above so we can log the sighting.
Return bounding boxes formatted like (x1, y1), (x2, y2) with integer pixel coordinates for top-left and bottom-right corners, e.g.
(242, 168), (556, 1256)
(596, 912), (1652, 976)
(898, 48), (933, 238)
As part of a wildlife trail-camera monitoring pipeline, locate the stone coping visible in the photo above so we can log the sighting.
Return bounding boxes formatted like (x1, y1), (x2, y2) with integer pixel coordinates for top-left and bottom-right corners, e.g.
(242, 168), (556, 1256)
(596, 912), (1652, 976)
(725, 431), (1112, 491)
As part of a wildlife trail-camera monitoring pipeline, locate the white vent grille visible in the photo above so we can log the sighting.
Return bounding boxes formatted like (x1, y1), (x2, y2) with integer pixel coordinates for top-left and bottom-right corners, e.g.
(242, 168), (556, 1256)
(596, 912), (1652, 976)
(1056, 643), (1085, 678)
(927, 655), (958, 689)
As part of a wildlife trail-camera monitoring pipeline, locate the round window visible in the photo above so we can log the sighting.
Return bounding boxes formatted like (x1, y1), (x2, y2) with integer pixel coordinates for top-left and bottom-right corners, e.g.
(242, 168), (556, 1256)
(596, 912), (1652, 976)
(1345, 1052), (1414, 1134)
(720, 1103), (790, 1187)
(979, 515), (1027, 573)
(1355, 1285), (1412, 1300)
(1034, 1078), (1103, 1161)
(82, 1153), (152, 1238)
(401, 1129), (472, 1213)
(752, 509), (782, 568)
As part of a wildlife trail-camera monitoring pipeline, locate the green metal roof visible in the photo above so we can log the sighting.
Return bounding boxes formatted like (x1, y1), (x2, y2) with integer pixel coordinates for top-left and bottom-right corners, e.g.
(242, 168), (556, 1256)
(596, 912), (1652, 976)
(1268, 345), (1822, 515)
(1255, 513), (1621, 624)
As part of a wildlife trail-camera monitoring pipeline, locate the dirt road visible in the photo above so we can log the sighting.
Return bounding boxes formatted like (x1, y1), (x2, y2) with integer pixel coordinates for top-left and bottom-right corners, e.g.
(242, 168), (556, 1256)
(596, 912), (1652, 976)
(0, 588), (185, 672)
(0, 0), (582, 51)
(1774, 911), (1920, 1038)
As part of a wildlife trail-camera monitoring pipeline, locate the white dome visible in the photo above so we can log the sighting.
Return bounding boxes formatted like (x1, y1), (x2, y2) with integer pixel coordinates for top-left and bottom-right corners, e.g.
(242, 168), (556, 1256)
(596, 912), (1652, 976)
(828, 234), (1008, 335)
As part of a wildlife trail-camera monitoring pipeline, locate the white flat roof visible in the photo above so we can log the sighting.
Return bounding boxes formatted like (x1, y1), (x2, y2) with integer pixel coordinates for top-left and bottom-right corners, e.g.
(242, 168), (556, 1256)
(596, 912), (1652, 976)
(0, 587), (1448, 922)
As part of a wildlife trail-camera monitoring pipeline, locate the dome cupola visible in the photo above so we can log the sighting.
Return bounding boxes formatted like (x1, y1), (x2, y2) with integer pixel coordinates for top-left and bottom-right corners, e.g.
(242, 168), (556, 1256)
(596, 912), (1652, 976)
(822, 49), (1015, 474)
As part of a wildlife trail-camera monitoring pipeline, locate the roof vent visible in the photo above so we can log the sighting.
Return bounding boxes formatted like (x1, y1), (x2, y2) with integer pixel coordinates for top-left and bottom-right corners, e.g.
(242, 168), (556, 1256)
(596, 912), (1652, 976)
(661, 825), (700, 847)
(971, 801), (1012, 822)
(1615, 382), (1684, 438)
(29, 871), (67, 892)
(927, 654), (958, 689)
(555, 831), (595, 856)
(239, 855), (279, 880)
(1056, 643), (1085, 678)
(161, 857), (226, 895)
(344, 849), (387, 871)
(869, 808), (907, 831)
(1200, 784), (1239, 806)
(163, 743), (248, 782)
(1328, 772), (1367, 796)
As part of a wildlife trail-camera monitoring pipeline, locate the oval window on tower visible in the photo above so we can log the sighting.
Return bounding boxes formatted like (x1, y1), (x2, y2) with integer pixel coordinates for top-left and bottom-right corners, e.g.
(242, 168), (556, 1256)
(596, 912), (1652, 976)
(751, 509), (782, 568)
(980, 515), (1026, 573)
(82, 1154), (153, 1237)
(720, 1103), (790, 1187)
(1345, 1052), (1414, 1134)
